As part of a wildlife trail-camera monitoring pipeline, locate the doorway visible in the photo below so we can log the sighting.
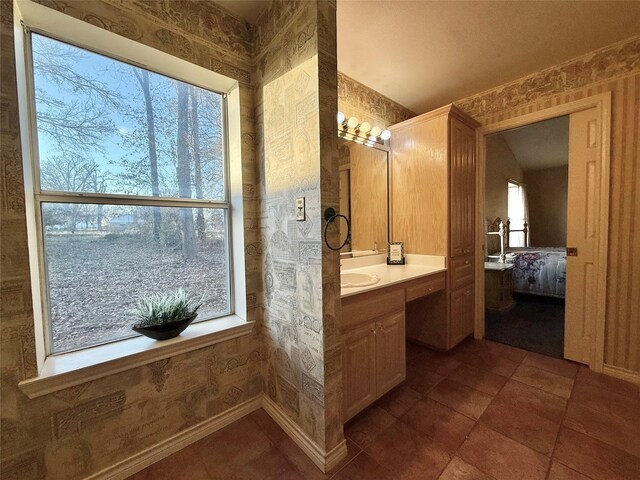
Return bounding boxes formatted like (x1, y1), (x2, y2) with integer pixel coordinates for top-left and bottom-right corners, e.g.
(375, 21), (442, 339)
(474, 93), (611, 371)
(483, 116), (569, 358)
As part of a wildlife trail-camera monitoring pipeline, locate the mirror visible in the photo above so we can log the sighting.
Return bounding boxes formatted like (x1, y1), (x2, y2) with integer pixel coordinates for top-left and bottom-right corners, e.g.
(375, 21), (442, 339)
(338, 138), (390, 255)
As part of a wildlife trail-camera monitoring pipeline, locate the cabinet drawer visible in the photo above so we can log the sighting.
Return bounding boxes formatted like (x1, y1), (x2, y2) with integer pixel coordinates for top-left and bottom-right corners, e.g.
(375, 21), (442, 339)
(405, 272), (446, 302)
(450, 255), (475, 289)
(342, 287), (405, 329)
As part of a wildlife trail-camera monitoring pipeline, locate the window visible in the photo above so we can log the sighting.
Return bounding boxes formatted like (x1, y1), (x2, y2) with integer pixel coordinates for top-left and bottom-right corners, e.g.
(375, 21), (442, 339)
(26, 33), (232, 354)
(507, 180), (529, 247)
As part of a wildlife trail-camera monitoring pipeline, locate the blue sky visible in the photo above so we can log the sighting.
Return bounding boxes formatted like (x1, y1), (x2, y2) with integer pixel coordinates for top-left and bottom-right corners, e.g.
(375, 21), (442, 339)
(32, 33), (224, 198)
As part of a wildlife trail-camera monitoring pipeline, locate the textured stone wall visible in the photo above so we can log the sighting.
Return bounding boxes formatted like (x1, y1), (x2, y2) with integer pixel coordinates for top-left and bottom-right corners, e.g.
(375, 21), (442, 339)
(253, 0), (343, 451)
(455, 35), (640, 373)
(0, 1), (264, 478)
(338, 72), (415, 128)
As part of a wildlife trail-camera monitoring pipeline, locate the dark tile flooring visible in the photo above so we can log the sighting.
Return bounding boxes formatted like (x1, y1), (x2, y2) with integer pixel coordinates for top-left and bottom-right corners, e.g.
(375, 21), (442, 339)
(485, 293), (565, 358)
(127, 338), (640, 480)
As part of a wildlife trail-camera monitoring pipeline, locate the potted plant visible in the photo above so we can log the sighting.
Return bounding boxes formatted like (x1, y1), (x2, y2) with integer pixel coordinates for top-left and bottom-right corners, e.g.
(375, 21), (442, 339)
(131, 288), (204, 340)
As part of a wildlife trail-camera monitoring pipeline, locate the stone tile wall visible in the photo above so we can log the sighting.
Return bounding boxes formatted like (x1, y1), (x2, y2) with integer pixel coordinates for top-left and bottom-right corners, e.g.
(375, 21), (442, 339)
(253, 0), (342, 452)
(338, 72), (415, 128)
(0, 1), (263, 478)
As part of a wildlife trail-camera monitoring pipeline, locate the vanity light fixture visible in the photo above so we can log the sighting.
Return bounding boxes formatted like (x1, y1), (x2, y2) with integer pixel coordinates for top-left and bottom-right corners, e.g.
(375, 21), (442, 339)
(359, 122), (371, 134)
(336, 111), (391, 144)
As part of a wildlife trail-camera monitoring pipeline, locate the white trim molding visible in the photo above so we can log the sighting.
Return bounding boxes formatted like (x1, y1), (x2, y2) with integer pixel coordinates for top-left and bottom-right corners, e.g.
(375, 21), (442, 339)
(262, 396), (348, 473)
(86, 396), (262, 480)
(603, 364), (640, 385)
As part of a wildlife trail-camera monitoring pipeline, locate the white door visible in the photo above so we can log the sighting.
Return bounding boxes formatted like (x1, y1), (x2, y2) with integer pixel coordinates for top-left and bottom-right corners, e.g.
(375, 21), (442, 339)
(564, 107), (600, 364)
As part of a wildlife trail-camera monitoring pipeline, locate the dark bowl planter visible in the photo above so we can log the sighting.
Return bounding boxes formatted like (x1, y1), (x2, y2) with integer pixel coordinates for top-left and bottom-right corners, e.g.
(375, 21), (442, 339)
(132, 314), (197, 340)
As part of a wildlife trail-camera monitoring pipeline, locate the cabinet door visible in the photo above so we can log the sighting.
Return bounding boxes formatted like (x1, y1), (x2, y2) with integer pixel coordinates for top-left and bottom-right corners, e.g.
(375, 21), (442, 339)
(375, 310), (406, 397)
(449, 117), (476, 257)
(342, 322), (377, 421)
(449, 284), (475, 347)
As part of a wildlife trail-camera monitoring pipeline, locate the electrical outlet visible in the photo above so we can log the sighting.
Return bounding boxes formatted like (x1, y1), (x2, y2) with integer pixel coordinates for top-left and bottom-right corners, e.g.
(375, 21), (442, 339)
(296, 197), (305, 221)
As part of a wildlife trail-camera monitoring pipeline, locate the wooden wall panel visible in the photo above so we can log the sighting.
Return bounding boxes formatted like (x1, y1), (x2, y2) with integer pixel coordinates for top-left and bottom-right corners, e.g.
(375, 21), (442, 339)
(390, 115), (449, 255)
(456, 36), (640, 373)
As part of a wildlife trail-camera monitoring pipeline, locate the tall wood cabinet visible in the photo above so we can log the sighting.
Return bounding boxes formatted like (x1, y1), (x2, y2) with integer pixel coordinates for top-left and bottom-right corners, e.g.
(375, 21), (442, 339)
(390, 105), (479, 350)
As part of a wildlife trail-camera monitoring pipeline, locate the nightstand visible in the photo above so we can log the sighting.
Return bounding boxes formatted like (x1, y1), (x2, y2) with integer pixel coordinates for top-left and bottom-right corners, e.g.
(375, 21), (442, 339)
(484, 262), (515, 312)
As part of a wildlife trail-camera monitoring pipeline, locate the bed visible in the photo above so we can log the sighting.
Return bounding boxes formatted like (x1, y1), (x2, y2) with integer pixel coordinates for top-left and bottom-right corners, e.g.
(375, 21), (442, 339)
(486, 218), (566, 298)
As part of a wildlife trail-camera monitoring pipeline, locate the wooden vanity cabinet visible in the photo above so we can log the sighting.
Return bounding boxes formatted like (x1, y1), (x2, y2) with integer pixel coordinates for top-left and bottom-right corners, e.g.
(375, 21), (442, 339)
(342, 288), (405, 421)
(390, 105), (479, 351)
(342, 322), (377, 419)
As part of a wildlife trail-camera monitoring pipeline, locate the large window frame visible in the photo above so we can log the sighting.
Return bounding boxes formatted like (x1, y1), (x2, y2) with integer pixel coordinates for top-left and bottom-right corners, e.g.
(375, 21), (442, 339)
(15, 0), (249, 383)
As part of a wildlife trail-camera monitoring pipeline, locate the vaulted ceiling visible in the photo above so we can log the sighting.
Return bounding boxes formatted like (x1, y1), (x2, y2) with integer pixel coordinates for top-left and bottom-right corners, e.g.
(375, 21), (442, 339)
(220, 1), (640, 114)
(497, 116), (569, 171)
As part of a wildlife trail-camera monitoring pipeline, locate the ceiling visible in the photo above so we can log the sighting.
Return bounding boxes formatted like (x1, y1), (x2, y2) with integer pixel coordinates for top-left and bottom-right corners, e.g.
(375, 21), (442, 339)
(219, 1), (640, 114)
(216, 0), (266, 24)
(495, 116), (569, 171)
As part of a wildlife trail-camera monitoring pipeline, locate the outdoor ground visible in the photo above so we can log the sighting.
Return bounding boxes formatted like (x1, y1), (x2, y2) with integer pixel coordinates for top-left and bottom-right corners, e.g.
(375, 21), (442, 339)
(45, 233), (228, 353)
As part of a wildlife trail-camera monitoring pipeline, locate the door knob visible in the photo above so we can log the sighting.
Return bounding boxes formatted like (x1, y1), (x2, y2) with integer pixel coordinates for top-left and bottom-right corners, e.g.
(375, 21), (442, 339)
(567, 247), (578, 256)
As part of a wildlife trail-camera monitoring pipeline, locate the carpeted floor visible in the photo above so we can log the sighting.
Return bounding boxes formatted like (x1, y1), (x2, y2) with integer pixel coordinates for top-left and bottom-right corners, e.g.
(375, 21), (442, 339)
(485, 293), (565, 358)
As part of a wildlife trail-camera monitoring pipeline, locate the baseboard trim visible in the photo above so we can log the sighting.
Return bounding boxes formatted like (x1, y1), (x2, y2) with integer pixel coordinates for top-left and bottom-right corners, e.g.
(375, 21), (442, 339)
(86, 396), (262, 480)
(603, 364), (640, 385)
(324, 438), (349, 472)
(262, 396), (347, 473)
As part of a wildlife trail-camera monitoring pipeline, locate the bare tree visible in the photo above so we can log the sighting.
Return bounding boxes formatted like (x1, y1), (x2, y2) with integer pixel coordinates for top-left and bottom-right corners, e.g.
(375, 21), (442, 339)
(176, 83), (197, 259)
(40, 155), (107, 230)
(189, 87), (206, 241)
(32, 35), (119, 156)
(134, 68), (162, 241)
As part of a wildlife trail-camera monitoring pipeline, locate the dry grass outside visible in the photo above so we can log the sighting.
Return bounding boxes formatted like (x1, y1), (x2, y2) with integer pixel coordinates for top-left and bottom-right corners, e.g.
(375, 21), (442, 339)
(45, 233), (229, 353)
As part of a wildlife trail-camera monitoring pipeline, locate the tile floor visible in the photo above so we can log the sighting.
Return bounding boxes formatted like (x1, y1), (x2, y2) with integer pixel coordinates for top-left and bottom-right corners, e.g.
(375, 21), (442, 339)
(127, 338), (640, 480)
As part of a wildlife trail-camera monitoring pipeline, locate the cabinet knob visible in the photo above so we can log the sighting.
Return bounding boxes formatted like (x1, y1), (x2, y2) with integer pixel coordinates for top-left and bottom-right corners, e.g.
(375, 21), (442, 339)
(464, 260), (470, 265)
(371, 328), (377, 335)
(465, 290), (472, 296)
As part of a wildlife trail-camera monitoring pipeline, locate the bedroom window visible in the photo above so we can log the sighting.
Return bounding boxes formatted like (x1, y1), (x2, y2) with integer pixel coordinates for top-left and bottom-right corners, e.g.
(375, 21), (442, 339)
(25, 33), (233, 354)
(508, 180), (529, 247)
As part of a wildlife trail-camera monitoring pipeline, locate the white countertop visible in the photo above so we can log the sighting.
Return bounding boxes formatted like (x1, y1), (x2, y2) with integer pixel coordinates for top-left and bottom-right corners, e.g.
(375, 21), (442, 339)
(341, 254), (446, 298)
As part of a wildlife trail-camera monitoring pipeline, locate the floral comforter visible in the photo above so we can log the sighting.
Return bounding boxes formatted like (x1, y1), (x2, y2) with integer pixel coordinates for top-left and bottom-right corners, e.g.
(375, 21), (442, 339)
(506, 248), (566, 298)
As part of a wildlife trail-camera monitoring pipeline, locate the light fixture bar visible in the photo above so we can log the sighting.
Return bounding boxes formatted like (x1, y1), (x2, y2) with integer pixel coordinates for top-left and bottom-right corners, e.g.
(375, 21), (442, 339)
(336, 111), (391, 145)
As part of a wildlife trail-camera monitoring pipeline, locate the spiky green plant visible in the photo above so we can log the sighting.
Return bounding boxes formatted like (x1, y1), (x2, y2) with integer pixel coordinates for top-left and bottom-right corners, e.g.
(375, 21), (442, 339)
(132, 288), (204, 328)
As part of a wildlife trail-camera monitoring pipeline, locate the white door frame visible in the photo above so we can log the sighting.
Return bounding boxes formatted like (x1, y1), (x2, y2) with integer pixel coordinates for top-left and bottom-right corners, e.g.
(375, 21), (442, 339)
(474, 92), (611, 372)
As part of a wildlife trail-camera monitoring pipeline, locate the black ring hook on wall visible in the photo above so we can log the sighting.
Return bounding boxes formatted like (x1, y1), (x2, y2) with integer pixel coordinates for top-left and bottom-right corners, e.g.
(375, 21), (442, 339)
(323, 207), (351, 251)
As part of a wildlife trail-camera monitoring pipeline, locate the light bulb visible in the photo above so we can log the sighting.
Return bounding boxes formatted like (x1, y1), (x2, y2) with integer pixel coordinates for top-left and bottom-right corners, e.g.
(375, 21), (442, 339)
(347, 116), (359, 129)
(359, 122), (371, 134)
(370, 126), (382, 137)
(337, 111), (345, 124)
(380, 129), (391, 140)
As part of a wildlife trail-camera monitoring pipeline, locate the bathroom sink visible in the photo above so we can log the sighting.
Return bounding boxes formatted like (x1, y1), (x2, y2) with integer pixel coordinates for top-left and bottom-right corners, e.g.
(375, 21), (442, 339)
(341, 272), (380, 288)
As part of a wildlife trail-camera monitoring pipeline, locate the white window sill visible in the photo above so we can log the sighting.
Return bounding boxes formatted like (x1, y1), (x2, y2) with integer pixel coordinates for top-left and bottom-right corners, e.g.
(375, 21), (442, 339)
(19, 315), (254, 399)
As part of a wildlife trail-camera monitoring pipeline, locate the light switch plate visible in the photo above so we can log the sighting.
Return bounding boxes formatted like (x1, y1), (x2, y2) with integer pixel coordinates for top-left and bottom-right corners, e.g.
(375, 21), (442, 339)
(296, 197), (305, 221)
